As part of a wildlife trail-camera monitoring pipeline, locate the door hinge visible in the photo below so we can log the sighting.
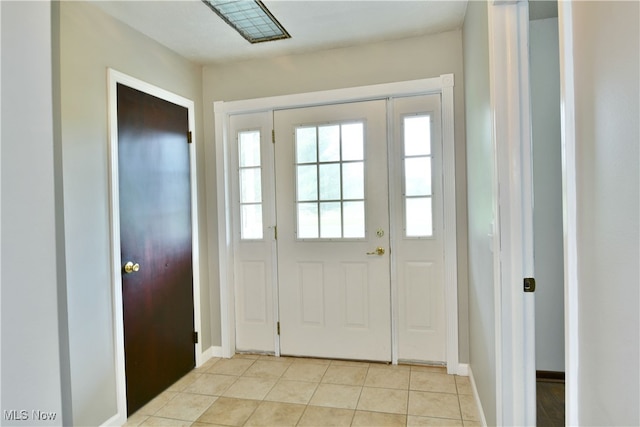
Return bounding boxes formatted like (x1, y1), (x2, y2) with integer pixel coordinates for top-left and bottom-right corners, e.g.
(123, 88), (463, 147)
(187, 131), (193, 144)
(193, 331), (199, 344)
(272, 129), (275, 144)
(274, 225), (278, 240)
(524, 277), (536, 293)
(277, 322), (280, 335)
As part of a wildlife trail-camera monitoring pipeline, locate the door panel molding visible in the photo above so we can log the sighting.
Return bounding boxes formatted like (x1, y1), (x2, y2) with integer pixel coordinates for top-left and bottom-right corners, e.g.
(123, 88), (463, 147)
(107, 69), (201, 425)
(214, 75), (459, 373)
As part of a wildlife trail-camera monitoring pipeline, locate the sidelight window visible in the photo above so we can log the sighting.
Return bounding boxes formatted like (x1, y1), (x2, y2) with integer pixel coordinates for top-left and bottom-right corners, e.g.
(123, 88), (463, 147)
(403, 114), (433, 237)
(238, 130), (263, 239)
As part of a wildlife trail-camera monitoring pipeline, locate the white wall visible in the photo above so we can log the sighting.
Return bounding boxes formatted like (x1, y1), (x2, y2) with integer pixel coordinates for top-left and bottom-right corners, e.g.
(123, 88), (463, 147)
(530, 17), (564, 373)
(59, 3), (208, 425)
(203, 28), (471, 362)
(568, 2), (639, 425)
(461, 1), (496, 425)
(1, 1), (67, 425)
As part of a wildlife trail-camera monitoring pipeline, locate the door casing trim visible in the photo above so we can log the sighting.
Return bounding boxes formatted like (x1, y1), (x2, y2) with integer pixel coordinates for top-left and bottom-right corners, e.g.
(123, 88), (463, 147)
(557, 2), (579, 424)
(487, 2), (536, 425)
(214, 75), (460, 374)
(106, 68), (202, 426)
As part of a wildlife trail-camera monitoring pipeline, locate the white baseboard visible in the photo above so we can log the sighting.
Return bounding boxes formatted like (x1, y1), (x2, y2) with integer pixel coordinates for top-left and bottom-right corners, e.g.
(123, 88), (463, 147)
(457, 363), (470, 376)
(198, 345), (224, 367)
(468, 366), (488, 427)
(100, 411), (125, 427)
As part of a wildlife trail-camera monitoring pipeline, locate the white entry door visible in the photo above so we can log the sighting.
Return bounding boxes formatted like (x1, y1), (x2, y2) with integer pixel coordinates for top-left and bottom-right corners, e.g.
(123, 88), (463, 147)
(274, 100), (392, 361)
(231, 94), (448, 363)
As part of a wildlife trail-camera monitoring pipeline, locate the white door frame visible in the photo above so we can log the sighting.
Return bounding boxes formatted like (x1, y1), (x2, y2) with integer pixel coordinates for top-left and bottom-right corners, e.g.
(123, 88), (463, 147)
(105, 69), (202, 426)
(557, 2), (579, 424)
(489, 2), (582, 425)
(214, 75), (462, 374)
(487, 1), (536, 425)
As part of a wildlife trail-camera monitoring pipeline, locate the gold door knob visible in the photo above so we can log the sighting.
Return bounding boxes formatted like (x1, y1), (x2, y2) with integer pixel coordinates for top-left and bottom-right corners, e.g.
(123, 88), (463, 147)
(123, 261), (140, 274)
(366, 247), (385, 256)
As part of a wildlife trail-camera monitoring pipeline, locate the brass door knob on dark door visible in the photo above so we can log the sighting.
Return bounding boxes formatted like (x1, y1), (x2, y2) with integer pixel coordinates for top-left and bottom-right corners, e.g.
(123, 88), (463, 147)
(123, 261), (140, 274)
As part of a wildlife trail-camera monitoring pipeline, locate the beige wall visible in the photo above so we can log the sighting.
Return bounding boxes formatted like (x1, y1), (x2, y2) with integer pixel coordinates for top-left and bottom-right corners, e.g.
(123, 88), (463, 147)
(202, 29), (470, 362)
(462, 0), (496, 424)
(59, 2), (208, 425)
(568, 2), (639, 424)
(1, 1), (68, 424)
(530, 17), (564, 373)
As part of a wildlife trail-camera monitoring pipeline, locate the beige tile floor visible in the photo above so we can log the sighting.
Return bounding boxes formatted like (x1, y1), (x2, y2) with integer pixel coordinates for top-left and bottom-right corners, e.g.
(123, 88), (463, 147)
(124, 354), (482, 427)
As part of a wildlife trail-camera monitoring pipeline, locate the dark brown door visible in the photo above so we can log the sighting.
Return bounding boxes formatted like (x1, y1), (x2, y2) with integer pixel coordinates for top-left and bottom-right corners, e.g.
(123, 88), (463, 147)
(117, 83), (195, 415)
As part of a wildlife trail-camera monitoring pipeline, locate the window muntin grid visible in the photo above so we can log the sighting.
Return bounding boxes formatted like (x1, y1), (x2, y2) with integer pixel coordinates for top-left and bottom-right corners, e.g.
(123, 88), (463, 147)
(295, 122), (366, 239)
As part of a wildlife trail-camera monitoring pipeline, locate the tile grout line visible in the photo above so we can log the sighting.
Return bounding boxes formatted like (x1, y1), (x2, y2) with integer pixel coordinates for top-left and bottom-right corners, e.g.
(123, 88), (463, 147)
(350, 364), (369, 423)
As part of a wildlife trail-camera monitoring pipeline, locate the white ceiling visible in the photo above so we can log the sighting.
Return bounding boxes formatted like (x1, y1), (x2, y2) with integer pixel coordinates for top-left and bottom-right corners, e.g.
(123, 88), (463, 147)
(90, 0), (469, 65)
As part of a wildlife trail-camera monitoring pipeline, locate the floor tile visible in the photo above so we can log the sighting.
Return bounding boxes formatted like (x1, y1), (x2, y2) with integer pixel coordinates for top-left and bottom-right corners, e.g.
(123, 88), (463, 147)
(222, 377), (277, 400)
(207, 358), (254, 376)
(154, 393), (216, 421)
(321, 365), (368, 386)
(243, 360), (290, 379)
(185, 373), (237, 396)
(458, 394), (480, 421)
(244, 401), (305, 426)
(136, 391), (178, 416)
(126, 355), (483, 427)
(352, 410), (406, 426)
(290, 357), (332, 366)
(410, 365), (448, 374)
(330, 359), (371, 368)
(365, 366), (410, 389)
(410, 371), (457, 394)
(356, 387), (408, 415)
(259, 354), (295, 362)
(167, 372), (203, 392)
(407, 415), (464, 426)
(380, 363), (412, 371)
(282, 362), (328, 382)
(123, 412), (149, 426)
(196, 396), (260, 426)
(408, 391), (461, 420)
(193, 357), (221, 373)
(140, 417), (192, 426)
(264, 379), (318, 404)
(192, 423), (229, 427)
(455, 376), (473, 395)
(297, 406), (354, 426)
(309, 383), (362, 410)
